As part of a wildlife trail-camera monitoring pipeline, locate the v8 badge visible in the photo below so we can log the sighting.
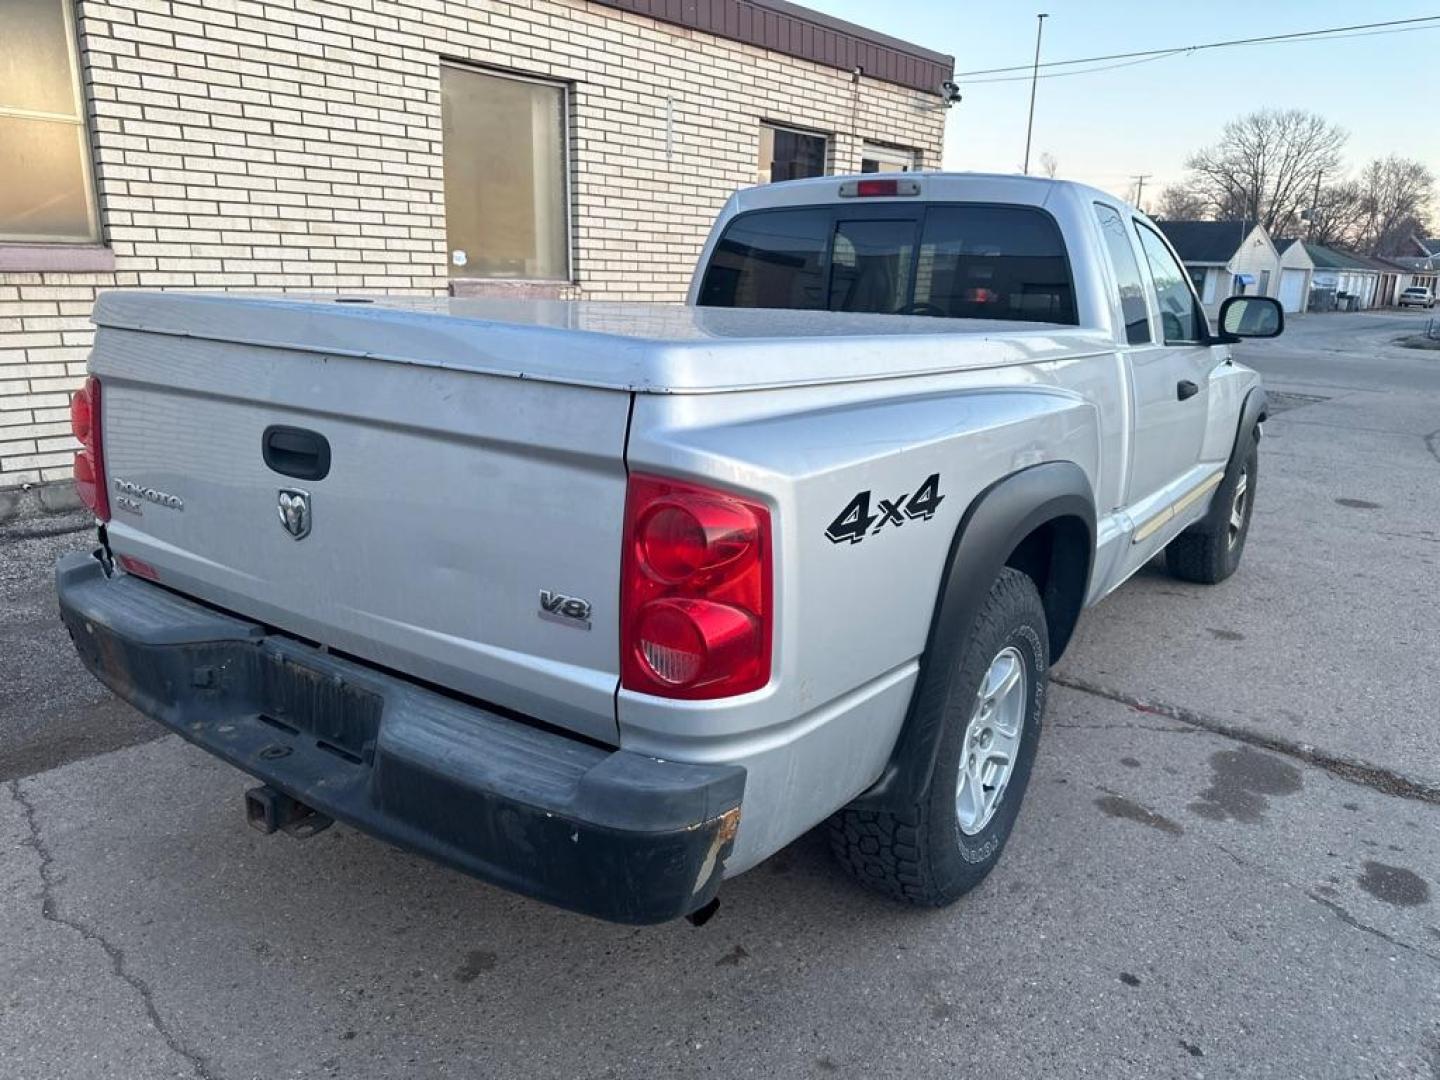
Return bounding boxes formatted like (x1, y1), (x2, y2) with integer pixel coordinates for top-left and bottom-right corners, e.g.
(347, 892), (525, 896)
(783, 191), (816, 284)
(825, 473), (944, 545)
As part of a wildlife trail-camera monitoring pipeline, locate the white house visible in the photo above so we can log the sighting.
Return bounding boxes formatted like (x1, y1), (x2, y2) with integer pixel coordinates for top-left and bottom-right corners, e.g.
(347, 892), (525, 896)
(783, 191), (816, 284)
(1155, 220), (1285, 318)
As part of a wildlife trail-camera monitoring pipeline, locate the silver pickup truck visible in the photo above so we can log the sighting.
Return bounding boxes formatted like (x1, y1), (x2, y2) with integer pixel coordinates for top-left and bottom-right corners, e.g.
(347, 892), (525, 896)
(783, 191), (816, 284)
(57, 174), (1282, 924)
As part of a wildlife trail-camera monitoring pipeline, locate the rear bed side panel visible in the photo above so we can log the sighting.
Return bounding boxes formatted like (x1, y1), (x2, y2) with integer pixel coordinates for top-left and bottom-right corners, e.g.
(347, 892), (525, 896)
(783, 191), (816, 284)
(621, 367), (1104, 871)
(92, 327), (630, 743)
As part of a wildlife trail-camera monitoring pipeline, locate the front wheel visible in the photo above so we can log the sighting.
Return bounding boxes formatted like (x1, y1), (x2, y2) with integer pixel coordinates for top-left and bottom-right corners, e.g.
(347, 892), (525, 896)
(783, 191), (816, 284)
(1165, 428), (1258, 584)
(829, 567), (1048, 906)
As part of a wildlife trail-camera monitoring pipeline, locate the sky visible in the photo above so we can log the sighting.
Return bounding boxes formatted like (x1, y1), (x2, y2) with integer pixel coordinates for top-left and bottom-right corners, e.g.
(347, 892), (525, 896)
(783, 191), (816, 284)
(808, 0), (1440, 209)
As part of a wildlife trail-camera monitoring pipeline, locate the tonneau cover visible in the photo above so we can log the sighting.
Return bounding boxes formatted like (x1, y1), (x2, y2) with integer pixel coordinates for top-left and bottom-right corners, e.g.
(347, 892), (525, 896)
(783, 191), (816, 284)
(92, 291), (1112, 394)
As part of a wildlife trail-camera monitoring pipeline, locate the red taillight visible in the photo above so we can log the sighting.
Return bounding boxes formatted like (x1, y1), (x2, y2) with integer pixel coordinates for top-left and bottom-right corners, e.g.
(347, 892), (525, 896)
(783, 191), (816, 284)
(70, 376), (109, 522)
(621, 474), (772, 699)
(636, 495), (757, 583)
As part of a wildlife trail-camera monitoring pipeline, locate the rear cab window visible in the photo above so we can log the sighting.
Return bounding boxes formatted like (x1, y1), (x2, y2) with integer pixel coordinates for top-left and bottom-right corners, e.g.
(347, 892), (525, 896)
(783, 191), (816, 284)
(699, 203), (1077, 326)
(696, 208), (830, 310)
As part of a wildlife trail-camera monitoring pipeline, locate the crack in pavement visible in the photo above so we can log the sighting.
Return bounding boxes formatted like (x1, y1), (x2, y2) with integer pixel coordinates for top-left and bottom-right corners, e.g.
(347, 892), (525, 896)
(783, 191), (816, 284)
(1210, 842), (1440, 967)
(1052, 675), (1440, 807)
(7, 779), (219, 1080)
(1306, 891), (1440, 965)
(1050, 719), (1194, 735)
(1426, 428), (1440, 466)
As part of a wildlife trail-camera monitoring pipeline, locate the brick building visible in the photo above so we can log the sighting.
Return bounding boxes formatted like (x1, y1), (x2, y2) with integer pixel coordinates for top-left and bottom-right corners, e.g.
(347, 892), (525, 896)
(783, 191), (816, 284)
(0, 0), (951, 501)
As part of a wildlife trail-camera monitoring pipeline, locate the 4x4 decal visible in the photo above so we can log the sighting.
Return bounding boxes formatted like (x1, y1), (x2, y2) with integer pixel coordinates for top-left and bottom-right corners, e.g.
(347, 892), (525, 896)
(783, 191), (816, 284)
(825, 473), (944, 545)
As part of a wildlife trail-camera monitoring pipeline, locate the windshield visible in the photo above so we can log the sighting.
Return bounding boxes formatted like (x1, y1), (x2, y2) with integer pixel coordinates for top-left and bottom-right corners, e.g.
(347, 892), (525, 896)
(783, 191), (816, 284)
(698, 203), (1077, 326)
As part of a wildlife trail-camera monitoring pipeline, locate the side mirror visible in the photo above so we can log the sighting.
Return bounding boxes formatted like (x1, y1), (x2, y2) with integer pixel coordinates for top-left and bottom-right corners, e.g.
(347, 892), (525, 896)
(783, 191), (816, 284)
(1216, 295), (1284, 341)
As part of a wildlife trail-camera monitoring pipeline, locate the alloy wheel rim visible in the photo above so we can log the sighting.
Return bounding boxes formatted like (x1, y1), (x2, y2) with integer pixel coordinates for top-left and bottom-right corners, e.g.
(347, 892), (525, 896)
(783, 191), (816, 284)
(956, 645), (1027, 836)
(1228, 467), (1249, 550)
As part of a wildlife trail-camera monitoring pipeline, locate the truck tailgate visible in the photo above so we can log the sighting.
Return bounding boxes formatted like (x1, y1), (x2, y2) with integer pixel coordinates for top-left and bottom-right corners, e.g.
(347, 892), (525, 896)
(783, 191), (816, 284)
(91, 315), (630, 744)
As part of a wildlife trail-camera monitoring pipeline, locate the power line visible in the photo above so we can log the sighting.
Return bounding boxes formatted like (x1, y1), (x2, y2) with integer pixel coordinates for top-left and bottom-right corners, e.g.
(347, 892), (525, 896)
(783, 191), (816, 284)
(953, 15), (1440, 79)
(963, 52), (1183, 86)
(958, 23), (1440, 85)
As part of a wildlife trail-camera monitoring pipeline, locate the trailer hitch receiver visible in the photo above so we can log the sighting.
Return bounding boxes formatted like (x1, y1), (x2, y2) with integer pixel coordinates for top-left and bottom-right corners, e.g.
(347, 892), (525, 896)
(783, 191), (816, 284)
(245, 784), (333, 838)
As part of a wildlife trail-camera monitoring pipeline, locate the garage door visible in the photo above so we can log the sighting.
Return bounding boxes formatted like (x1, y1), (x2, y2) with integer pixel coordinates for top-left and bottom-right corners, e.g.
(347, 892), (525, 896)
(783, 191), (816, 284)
(1278, 269), (1308, 313)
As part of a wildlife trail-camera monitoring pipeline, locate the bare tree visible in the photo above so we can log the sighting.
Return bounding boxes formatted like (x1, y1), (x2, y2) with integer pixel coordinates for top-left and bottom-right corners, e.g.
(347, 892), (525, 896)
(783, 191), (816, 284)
(1153, 185), (1208, 220)
(1183, 109), (1347, 233)
(1039, 151), (1058, 179)
(1352, 156), (1434, 254)
(1304, 179), (1367, 248)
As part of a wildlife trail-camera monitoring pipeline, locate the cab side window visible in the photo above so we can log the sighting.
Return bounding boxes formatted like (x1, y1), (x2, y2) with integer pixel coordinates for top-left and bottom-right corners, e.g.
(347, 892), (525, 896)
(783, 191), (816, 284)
(1092, 203), (1151, 345)
(1133, 222), (1204, 344)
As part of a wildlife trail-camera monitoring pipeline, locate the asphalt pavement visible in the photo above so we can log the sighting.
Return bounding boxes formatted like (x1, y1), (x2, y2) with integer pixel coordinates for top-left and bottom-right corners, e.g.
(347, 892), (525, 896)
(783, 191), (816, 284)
(0, 512), (162, 782)
(2, 310), (1437, 1079)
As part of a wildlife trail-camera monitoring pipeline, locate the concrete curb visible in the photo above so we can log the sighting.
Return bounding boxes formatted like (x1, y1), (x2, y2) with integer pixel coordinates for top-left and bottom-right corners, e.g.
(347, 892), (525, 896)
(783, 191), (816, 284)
(0, 481), (84, 525)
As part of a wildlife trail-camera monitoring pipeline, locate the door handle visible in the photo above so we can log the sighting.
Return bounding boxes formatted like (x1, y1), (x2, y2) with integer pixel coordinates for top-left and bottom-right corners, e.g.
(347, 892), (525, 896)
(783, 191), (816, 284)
(1176, 380), (1200, 402)
(263, 425), (331, 481)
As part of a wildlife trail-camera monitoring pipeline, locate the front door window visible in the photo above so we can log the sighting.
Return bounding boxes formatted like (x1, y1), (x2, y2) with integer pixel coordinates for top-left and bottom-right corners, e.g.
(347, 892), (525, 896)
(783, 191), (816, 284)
(1134, 222), (1205, 343)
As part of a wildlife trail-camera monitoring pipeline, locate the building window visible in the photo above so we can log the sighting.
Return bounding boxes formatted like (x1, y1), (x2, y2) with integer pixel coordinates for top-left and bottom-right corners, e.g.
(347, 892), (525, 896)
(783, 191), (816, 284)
(757, 124), (827, 185)
(441, 63), (569, 280)
(0, 0), (100, 243)
(861, 143), (917, 174)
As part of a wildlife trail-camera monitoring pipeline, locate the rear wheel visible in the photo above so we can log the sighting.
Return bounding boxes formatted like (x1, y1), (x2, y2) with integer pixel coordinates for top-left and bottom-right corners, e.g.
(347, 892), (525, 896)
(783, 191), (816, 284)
(1165, 428), (1258, 585)
(829, 567), (1048, 906)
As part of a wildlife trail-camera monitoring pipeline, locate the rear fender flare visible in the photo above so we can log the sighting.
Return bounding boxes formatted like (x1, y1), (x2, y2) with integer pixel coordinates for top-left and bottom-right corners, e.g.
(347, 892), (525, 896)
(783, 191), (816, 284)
(852, 461), (1096, 813)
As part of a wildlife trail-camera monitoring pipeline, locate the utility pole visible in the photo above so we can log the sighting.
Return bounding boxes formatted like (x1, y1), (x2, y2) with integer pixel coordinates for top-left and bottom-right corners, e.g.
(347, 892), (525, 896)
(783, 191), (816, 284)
(1308, 170), (1323, 242)
(1130, 174), (1151, 211)
(1022, 13), (1048, 176)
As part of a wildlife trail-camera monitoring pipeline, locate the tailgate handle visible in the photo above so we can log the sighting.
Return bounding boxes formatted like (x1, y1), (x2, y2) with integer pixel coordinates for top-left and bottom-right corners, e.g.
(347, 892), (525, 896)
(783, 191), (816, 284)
(262, 426), (331, 481)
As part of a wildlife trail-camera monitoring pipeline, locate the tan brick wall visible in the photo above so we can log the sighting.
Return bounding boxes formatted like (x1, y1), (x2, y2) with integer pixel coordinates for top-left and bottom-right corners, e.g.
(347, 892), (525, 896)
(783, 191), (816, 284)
(0, 0), (946, 486)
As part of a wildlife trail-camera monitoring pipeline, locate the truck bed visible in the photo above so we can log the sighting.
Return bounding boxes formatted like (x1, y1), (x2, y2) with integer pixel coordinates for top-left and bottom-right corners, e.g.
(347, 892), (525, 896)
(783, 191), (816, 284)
(93, 292), (1113, 394)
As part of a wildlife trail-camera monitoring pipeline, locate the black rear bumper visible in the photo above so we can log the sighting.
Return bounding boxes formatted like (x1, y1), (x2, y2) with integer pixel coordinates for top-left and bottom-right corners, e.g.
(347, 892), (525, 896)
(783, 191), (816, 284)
(56, 551), (744, 925)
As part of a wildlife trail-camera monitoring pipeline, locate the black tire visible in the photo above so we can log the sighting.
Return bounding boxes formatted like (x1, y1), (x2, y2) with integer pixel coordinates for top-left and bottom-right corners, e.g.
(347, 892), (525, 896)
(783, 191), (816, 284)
(829, 567), (1048, 906)
(1165, 428), (1259, 585)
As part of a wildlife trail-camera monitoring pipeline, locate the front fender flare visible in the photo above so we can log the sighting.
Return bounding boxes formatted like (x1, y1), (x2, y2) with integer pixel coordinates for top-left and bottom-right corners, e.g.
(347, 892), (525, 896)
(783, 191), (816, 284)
(1189, 384), (1267, 536)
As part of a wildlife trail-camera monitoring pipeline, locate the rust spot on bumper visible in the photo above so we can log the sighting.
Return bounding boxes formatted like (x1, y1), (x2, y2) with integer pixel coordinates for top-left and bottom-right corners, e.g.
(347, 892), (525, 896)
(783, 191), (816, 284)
(692, 805), (742, 897)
